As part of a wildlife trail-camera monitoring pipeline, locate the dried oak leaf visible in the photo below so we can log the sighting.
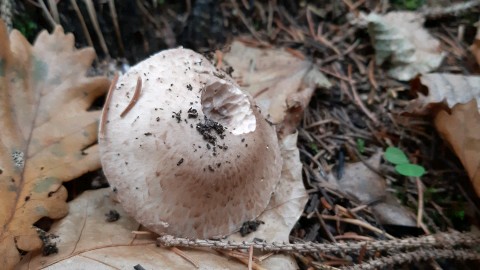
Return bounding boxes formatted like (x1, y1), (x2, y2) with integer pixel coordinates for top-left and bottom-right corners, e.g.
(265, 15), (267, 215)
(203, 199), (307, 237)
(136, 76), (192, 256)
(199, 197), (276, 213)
(409, 73), (480, 197)
(224, 40), (331, 137)
(366, 12), (444, 81)
(0, 21), (109, 268)
(19, 133), (306, 269)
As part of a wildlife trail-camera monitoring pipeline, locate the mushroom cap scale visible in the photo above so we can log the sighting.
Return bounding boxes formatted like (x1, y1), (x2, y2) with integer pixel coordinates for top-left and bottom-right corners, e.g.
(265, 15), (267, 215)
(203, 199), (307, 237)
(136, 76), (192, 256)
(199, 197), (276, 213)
(99, 48), (282, 238)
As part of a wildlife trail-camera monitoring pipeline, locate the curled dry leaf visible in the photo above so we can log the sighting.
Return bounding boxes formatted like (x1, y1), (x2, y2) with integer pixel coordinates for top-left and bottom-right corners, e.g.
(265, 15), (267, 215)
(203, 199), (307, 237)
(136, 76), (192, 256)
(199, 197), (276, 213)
(435, 100), (480, 197)
(223, 40), (331, 137)
(366, 12), (444, 81)
(409, 73), (480, 197)
(409, 73), (480, 113)
(19, 133), (306, 269)
(0, 21), (109, 268)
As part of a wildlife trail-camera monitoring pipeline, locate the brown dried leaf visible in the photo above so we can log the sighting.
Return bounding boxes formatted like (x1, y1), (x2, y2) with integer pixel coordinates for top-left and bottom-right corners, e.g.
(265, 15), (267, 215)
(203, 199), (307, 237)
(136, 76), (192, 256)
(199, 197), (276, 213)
(224, 40), (331, 137)
(0, 21), (109, 268)
(19, 133), (306, 269)
(435, 100), (480, 197)
(366, 12), (444, 81)
(409, 73), (480, 197)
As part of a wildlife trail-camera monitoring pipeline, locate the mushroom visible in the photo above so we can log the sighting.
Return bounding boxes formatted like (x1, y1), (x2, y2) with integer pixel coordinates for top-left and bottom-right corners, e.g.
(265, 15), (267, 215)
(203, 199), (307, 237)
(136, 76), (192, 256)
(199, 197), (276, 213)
(98, 48), (282, 238)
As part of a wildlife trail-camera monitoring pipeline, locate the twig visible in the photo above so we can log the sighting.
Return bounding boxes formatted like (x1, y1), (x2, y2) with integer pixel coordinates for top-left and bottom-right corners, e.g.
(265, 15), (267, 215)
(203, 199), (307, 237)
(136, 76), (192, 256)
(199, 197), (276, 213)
(47, 0), (59, 23)
(343, 249), (480, 270)
(217, 250), (266, 270)
(70, 0), (94, 49)
(108, 0), (125, 56)
(415, 177), (430, 234)
(120, 76), (142, 117)
(347, 65), (379, 125)
(230, 0), (266, 45)
(170, 247), (200, 269)
(422, 0), (480, 19)
(84, 0), (110, 57)
(321, 215), (396, 240)
(0, 0), (12, 31)
(248, 245), (254, 270)
(38, 0), (57, 29)
(157, 232), (480, 254)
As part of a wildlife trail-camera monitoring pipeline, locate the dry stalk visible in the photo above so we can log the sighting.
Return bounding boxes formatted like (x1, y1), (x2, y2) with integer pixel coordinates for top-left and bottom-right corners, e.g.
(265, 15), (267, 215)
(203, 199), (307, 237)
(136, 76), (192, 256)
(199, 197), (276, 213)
(84, 0), (110, 57)
(47, 0), (59, 23)
(422, 0), (480, 19)
(38, 0), (57, 29)
(158, 231), (480, 254)
(343, 249), (480, 270)
(70, 0), (94, 49)
(0, 0), (12, 31)
(108, 0), (125, 56)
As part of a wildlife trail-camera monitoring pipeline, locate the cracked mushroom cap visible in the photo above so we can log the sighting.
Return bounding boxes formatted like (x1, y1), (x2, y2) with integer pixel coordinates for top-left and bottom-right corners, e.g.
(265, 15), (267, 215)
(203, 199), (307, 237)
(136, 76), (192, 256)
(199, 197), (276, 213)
(99, 48), (282, 238)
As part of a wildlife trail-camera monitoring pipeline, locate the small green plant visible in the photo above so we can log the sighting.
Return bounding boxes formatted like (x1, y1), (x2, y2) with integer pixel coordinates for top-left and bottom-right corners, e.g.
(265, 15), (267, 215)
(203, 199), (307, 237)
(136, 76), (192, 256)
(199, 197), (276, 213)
(391, 0), (425, 10)
(384, 146), (426, 177)
(356, 138), (365, 153)
(309, 142), (319, 154)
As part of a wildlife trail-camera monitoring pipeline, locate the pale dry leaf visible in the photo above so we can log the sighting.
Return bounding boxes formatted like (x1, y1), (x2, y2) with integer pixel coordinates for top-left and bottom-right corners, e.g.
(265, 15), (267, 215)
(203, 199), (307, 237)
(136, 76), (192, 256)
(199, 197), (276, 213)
(470, 20), (480, 66)
(409, 73), (480, 113)
(224, 40), (331, 136)
(329, 151), (416, 226)
(367, 12), (445, 81)
(435, 100), (480, 197)
(17, 189), (249, 270)
(0, 20), (109, 269)
(19, 133), (306, 269)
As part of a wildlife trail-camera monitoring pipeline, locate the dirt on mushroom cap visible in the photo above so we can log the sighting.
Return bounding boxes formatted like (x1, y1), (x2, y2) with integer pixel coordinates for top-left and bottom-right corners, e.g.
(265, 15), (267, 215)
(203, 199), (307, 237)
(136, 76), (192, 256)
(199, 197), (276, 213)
(99, 48), (282, 238)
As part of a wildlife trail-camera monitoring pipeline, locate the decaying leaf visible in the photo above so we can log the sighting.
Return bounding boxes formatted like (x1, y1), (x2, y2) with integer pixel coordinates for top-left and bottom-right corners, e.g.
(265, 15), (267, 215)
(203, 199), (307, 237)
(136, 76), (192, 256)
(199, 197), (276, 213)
(328, 152), (416, 226)
(408, 73), (480, 197)
(409, 73), (480, 112)
(224, 40), (331, 137)
(470, 20), (480, 65)
(18, 189), (252, 270)
(366, 12), (444, 81)
(435, 100), (480, 197)
(0, 21), (109, 268)
(19, 133), (306, 269)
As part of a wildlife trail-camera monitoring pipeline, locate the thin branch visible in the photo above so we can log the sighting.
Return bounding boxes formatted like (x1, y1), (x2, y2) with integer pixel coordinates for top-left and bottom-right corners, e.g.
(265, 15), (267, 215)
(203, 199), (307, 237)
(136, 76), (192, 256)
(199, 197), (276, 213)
(70, 0), (94, 49)
(84, 0), (110, 57)
(344, 249), (480, 270)
(108, 0), (125, 56)
(157, 232), (480, 254)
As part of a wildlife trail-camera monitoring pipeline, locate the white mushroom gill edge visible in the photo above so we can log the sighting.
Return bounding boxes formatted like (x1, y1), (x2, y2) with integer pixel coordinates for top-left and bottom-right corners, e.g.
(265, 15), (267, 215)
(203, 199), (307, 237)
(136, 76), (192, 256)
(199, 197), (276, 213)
(202, 79), (256, 135)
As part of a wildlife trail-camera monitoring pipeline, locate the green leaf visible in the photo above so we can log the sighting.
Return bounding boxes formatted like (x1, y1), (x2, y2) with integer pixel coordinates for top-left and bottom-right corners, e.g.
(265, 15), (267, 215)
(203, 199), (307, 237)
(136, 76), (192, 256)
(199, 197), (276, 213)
(384, 146), (410, 165)
(309, 142), (318, 154)
(356, 138), (365, 153)
(395, 163), (426, 177)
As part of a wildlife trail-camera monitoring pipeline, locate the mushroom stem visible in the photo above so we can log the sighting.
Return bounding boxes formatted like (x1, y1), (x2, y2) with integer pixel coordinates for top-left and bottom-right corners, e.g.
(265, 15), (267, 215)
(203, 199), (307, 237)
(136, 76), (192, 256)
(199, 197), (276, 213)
(99, 73), (119, 139)
(120, 76), (143, 117)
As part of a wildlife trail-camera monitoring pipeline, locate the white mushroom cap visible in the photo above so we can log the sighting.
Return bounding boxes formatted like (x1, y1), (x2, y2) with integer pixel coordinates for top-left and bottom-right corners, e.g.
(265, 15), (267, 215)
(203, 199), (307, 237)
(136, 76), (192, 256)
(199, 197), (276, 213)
(99, 48), (282, 238)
